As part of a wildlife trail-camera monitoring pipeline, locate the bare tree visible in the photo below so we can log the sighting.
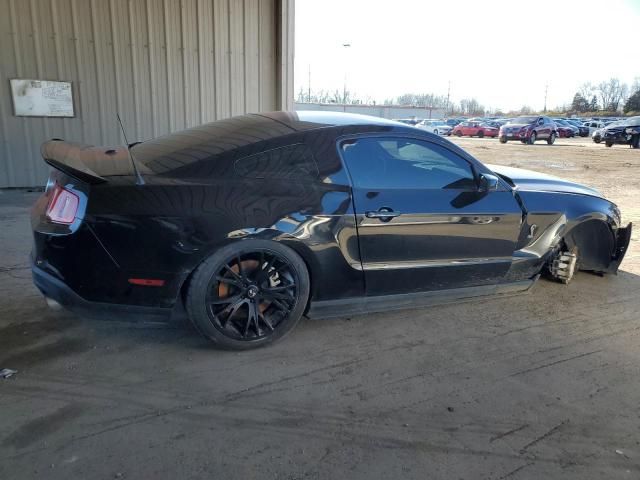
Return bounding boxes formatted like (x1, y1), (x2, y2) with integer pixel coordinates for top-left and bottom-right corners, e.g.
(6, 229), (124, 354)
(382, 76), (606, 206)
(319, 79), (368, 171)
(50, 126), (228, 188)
(393, 93), (447, 108)
(597, 78), (628, 112)
(578, 82), (595, 101)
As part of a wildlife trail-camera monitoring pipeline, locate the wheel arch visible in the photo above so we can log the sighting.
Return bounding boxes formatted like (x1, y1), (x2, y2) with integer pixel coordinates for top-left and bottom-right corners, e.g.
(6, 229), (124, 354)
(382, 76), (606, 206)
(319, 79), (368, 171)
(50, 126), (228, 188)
(175, 229), (321, 313)
(562, 219), (616, 272)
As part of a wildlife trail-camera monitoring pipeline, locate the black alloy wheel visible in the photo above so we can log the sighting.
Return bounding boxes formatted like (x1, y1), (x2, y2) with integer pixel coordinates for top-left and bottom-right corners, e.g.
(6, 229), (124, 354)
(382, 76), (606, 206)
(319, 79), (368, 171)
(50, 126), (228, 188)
(186, 240), (310, 349)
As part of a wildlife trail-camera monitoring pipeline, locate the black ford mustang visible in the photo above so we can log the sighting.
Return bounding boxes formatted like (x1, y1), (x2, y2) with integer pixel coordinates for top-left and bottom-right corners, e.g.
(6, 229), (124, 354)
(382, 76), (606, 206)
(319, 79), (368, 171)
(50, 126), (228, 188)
(32, 112), (632, 349)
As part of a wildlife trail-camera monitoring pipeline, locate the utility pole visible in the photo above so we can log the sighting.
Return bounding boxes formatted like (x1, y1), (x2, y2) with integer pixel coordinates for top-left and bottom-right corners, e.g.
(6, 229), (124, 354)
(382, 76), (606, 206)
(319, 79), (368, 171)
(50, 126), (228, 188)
(544, 84), (548, 113)
(342, 43), (351, 112)
(446, 80), (451, 115)
(308, 64), (311, 103)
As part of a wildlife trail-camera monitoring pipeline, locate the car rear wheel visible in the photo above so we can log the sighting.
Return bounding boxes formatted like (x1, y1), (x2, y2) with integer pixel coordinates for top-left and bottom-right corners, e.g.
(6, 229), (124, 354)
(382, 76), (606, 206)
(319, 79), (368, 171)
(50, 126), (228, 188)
(632, 134), (639, 149)
(478, 130), (484, 138)
(186, 240), (310, 350)
(593, 135), (601, 144)
(605, 140), (613, 147)
(499, 136), (507, 143)
(547, 132), (556, 145)
(456, 130), (463, 137)
(528, 131), (537, 144)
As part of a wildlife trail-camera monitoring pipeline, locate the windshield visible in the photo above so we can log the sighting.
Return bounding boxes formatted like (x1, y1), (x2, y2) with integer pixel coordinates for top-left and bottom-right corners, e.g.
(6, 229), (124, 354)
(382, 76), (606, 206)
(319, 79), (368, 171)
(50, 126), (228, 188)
(509, 116), (537, 124)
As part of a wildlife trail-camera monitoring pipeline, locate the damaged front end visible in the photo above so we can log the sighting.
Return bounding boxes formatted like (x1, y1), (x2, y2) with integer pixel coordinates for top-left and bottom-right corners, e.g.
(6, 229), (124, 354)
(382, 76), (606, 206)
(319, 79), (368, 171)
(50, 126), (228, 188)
(607, 223), (633, 274)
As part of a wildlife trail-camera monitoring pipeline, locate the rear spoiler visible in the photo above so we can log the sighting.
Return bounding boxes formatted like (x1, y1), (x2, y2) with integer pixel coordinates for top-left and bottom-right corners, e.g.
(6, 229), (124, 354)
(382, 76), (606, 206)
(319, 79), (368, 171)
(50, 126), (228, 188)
(41, 140), (135, 185)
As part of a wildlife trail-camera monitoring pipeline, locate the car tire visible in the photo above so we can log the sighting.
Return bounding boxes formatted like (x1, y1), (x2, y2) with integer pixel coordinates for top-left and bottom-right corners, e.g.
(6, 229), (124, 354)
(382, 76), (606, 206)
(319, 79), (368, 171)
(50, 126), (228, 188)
(456, 130), (463, 137)
(547, 132), (556, 145)
(605, 141), (613, 147)
(499, 136), (507, 144)
(593, 136), (601, 144)
(186, 239), (310, 350)
(478, 130), (484, 138)
(528, 131), (537, 144)
(632, 134), (639, 149)
(434, 129), (438, 135)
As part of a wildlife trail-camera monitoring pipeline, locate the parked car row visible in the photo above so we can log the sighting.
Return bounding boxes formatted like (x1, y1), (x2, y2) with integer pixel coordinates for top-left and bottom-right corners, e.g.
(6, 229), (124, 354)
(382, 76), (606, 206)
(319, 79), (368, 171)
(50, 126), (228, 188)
(393, 115), (638, 148)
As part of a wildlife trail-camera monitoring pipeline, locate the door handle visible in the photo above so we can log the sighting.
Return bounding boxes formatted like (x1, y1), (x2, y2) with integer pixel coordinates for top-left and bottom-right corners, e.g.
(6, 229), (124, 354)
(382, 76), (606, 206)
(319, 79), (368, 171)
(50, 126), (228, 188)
(365, 208), (401, 221)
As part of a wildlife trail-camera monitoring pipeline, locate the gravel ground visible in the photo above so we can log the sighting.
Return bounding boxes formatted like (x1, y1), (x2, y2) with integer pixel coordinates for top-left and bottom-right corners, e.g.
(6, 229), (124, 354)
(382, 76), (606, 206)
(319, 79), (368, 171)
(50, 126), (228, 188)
(1, 137), (639, 479)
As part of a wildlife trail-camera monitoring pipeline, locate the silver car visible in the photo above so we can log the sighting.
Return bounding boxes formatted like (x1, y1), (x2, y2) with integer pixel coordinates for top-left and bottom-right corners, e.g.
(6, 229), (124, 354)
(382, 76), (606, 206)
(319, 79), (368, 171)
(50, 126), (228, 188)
(415, 119), (452, 136)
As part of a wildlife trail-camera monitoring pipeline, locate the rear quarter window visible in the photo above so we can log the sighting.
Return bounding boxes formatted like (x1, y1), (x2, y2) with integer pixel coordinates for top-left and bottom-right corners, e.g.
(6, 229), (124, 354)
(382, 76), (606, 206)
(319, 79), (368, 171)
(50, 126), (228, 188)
(234, 144), (319, 180)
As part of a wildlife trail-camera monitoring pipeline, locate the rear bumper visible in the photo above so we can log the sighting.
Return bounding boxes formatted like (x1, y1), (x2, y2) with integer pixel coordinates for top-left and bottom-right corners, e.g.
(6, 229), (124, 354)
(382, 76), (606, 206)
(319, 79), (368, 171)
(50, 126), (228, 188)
(32, 260), (172, 322)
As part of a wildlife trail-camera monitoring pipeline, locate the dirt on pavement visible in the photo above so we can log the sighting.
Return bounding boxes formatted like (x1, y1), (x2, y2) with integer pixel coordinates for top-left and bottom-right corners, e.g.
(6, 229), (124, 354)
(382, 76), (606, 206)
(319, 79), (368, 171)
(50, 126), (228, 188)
(0, 137), (639, 480)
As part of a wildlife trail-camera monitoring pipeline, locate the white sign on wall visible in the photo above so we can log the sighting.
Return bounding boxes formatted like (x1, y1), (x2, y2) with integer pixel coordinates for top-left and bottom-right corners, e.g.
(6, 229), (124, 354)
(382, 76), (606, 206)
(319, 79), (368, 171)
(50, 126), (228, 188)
(10, 79), (75, 117)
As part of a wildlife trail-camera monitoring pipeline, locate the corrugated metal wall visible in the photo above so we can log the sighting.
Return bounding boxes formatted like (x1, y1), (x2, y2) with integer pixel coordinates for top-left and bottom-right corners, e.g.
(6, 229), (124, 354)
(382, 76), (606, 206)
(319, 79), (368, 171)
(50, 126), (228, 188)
(0, 0), (294, 187)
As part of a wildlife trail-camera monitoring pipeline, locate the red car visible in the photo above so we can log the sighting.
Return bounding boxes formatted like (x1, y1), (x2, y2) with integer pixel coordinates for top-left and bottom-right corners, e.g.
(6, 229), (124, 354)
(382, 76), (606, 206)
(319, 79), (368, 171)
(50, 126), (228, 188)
(555, 125), (574, 138)
(452, 121), (499, 138)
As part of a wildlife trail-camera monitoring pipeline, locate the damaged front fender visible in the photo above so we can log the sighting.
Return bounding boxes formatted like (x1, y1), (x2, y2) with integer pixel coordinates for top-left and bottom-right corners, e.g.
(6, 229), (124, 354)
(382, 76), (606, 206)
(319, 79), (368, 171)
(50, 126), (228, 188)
(607, 222), (633, 274)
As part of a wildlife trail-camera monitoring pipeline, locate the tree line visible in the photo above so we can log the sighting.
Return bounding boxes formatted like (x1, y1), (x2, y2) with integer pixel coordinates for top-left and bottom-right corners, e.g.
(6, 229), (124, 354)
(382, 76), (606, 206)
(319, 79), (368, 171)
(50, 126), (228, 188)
(570, 77), (640, 114)
(296, 76), (640, 116)
(295, 88), (486, 116)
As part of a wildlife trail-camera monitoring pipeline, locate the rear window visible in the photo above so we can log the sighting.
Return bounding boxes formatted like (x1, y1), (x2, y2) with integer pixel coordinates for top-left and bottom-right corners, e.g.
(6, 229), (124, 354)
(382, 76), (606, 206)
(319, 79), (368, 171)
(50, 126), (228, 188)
(234, 144), (319, 180)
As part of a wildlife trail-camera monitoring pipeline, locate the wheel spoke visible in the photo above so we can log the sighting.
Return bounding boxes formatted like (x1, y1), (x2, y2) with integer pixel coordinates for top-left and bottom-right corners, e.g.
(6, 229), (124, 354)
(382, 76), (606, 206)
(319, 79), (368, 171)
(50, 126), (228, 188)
(243, 301), (255, 337)
(236, 255), (246, 281)
(220, 298), (246, 327)
(261, 289), (295, 302)
(222, 264), (243, 282)
(215, 275), (243, 288)
(260, 311), (274, 331)
(252, 302), (262, 336)
(270, 298), (292, 313)
(210, 293), (243, 305)
(263, 283), (295, 292)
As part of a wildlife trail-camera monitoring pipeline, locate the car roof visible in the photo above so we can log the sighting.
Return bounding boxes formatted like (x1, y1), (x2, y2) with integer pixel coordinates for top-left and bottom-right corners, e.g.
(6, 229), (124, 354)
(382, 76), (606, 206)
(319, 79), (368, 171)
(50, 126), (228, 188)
(262, 111), (404, 130)
(131, 111), (418, 174)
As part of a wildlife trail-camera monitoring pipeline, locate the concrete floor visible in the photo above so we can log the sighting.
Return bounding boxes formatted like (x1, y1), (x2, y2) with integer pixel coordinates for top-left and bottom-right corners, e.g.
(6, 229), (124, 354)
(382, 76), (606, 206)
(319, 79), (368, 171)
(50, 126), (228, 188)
(2, 162), (640, 479)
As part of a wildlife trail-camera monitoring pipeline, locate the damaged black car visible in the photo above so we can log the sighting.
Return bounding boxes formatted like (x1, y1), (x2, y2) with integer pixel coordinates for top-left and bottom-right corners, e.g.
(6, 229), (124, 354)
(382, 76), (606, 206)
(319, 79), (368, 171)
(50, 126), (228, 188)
(603, 116), (640, 148)
(31, 112), (632, 349)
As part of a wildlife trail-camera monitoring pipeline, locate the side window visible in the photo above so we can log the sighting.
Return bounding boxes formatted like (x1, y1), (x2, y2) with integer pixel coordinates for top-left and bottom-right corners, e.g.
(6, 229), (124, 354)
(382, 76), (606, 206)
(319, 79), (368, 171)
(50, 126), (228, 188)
(235, 144), (319, 180)
(340, 137), (476, 190)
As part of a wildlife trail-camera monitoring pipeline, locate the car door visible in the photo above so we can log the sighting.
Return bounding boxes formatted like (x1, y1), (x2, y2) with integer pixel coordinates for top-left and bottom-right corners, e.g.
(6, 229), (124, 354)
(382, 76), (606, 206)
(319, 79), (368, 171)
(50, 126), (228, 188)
(339, 135), (524, 296)
(535, 117), (548, 138)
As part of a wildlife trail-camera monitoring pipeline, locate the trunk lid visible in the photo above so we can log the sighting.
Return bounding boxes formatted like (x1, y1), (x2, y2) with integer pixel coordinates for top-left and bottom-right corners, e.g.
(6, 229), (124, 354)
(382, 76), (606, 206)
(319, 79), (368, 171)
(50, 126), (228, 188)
(41, 140), (138, 184)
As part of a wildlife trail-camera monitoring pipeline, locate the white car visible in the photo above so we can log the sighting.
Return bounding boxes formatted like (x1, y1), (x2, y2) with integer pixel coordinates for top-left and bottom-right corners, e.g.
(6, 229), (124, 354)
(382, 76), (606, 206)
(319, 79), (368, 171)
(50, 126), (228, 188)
(415, 119), (452, 136)
(583, 120), (606, 136)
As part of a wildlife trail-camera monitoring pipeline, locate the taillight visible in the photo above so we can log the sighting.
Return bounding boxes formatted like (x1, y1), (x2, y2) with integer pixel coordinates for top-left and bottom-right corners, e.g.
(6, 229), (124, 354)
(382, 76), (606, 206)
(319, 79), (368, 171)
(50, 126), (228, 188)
(46, 184), (79, 224)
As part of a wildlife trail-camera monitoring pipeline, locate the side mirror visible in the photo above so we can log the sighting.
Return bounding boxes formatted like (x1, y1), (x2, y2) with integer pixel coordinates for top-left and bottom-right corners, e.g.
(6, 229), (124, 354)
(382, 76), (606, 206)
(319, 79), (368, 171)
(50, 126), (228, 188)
(479, 173), (499, 192)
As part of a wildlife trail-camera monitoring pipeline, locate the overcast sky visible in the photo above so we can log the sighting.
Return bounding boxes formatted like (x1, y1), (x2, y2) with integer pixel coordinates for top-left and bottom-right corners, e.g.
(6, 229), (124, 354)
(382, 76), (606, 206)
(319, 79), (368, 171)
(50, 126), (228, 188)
(294, 0), (640, 111)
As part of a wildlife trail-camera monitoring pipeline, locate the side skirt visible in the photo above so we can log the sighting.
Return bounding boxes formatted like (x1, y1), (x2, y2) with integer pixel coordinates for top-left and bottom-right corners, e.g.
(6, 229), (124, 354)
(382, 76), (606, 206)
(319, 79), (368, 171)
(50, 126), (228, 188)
(307, 276), (539, 319)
